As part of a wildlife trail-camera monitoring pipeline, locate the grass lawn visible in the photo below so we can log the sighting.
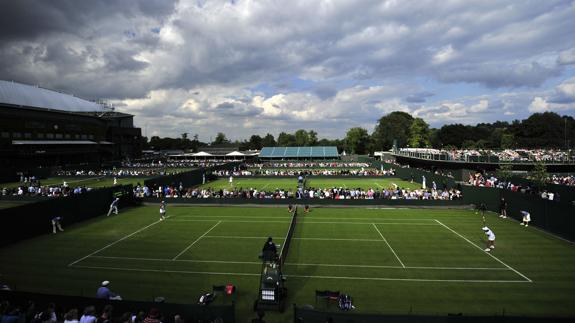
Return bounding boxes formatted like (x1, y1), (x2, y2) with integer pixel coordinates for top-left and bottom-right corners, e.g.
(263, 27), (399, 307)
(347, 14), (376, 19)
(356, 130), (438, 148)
(197, 178), (298, 190)
(0, 200), (35, 209)
(2, 177), (150, 189)
(197, 177), (421, 191)
(305, 177), (421, 190)
(1, 206), (574, 322)
(247, 167), (377, 171)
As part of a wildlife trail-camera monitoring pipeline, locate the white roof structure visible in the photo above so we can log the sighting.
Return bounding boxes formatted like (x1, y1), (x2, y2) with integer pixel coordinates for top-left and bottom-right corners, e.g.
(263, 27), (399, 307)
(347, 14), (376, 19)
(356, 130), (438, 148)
(0, 80), (106, 112)
(226, 151), (245, 156)
(193, 151), (213, 156)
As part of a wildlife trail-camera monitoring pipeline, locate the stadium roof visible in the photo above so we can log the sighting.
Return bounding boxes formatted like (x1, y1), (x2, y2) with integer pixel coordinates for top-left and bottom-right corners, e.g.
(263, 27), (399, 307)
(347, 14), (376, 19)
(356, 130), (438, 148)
(0, 80), (107, 112)
(259, 146), (339, 158)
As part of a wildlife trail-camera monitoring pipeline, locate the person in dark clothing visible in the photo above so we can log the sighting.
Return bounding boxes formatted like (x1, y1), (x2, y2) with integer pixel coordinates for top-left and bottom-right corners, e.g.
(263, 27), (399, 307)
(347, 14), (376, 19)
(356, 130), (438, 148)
(499, 198), (507, 218)
(262, 237), (277, 254)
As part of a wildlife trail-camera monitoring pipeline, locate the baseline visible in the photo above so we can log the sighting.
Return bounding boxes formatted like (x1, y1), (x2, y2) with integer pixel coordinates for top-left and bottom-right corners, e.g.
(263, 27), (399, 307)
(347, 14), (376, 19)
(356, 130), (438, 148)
(87, 255), (511, 271)
(72, 264), (528, 283)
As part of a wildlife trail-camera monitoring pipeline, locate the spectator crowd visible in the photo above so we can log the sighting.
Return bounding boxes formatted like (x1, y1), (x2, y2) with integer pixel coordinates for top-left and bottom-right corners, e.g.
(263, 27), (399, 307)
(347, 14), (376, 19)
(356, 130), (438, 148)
(399, 148), (574, 163)
(137, 183), (461, 201)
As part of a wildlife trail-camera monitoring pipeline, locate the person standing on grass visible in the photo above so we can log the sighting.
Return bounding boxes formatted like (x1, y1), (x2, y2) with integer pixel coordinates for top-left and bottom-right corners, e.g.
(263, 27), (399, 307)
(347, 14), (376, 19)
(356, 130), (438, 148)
(160, 200), (166, 221)
(107, 197), (120, 216)
(520, 210), (531, 227)
(482, 227), (496, 251)
(51, 216), (64, 233)
(499, 198), (507, 218)
(229, 175), (233, 186)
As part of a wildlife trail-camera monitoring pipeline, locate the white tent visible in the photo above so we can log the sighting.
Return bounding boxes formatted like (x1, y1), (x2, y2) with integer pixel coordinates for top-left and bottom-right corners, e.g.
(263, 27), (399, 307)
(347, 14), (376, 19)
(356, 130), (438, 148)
(226, 151), (245, 156)
(193, 151), (213, 156)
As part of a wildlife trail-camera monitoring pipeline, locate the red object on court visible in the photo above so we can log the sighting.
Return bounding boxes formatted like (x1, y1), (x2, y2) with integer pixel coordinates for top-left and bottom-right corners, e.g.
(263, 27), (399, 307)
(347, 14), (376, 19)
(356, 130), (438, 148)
(225, 284), (235, 295)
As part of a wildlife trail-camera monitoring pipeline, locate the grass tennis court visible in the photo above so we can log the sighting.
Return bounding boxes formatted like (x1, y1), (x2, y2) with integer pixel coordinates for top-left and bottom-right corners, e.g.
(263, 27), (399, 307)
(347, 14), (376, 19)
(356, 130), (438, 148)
(198, 177), (420, 191)
(2, 176), (150, 190)
(0, 200), (35, 209)
(305, 177), (421, 190)
(1, 205), (574, 322)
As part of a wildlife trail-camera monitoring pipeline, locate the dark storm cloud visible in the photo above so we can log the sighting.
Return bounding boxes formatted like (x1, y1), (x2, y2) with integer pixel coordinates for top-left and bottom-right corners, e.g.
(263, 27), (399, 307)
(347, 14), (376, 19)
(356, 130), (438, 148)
(0, 0), (177, 41)
(1, 0), (575, 139)
(405, 92), (435, 103)
(215, 102), (262, 117)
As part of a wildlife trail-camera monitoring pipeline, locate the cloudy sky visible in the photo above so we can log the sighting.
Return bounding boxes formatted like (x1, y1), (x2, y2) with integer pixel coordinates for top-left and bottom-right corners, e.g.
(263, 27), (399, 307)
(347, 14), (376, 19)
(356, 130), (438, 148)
(1, 0), (575, 141)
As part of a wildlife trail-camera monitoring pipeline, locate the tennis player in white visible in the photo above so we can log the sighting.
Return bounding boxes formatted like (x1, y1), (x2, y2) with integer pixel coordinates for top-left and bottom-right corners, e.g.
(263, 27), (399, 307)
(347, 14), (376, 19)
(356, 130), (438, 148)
(482, 227), (496, 252)
(520, 210), (531, 227)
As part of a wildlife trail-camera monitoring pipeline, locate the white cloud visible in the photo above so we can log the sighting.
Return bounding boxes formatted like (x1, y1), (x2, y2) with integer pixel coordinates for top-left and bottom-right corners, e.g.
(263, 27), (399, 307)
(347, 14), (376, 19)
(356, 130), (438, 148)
(529, 97), (549, 112)
(432, 45), (457, 65)
(1, 0), (575, 139)
(558, 48), (575, 65)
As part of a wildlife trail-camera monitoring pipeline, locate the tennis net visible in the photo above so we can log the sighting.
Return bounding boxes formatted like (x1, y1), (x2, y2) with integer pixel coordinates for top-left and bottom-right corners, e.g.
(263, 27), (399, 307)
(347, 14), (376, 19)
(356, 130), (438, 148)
(279, 205), (298, 266)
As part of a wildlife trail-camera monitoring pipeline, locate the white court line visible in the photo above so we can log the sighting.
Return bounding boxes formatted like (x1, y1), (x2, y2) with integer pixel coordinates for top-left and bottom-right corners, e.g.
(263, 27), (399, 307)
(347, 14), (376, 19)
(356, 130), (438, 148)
(260, 183), (270, 190)
(285, 262), (507, 271)
(374, 182), (384, 189)
(204, 235), (383, 242)
(169, 219), (437, 225)
(172, 221), (221, 260)
(72, 265), (528, 283)
(88, 255), (507, 270)
(372, 223), (405, 268)
(74, 265), (260, 277)
(68, 216), (168, 267)
(91, 255), (261, 265)
(170, 219), (290, 223)
(177, 216), (295, 219)
(435, 220), (532, 282)
(176, 216), (435, 221)
(303, 221), (437, 225)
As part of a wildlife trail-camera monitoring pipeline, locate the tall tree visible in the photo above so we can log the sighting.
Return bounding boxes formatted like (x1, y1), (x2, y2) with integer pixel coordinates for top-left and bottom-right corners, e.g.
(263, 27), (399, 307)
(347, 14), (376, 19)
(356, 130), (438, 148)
(529, 162), (549, 192)
(496, 164), (514, 183)
(277, 132), (296, 146)
(308, 130), (318, 145)
(408, 118), (431, 148)
(344, 127), (370, 154)
(294, 129), (310, 146)
(212, 132), (229, 145)
(248, 135), (263, 150)
(261, 133), (276, 147)
(372, 111), (414, 150)
(500, 133), (515, 149)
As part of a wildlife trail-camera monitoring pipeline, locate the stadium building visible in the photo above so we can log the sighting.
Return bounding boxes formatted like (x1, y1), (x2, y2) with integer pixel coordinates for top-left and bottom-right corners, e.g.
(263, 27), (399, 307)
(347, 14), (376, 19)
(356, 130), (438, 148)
(0, 80), (142, 168)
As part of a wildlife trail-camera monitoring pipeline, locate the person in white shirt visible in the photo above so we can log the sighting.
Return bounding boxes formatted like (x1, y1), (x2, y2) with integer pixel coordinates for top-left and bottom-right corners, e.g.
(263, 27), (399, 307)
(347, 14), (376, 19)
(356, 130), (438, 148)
(107, 197), (120, 216)
(520, 210), (531, 227)
(79, 306), (97, 323)
(160, 200), (167, 221)
(482, 227), (496, 252)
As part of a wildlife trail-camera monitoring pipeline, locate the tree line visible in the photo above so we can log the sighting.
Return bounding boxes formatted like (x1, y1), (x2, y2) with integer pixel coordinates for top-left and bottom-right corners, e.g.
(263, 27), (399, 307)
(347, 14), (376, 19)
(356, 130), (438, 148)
(144, 111), (575, 154)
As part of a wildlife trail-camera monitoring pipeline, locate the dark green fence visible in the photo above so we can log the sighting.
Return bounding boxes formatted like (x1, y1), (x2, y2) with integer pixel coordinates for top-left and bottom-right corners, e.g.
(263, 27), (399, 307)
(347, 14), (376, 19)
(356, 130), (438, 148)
(0, 185), (135, 247)
(461, 185), (575, 241)
(294, 305), (572, 323)
(143, 197), (468, 208)
(0, 290), (234, 323)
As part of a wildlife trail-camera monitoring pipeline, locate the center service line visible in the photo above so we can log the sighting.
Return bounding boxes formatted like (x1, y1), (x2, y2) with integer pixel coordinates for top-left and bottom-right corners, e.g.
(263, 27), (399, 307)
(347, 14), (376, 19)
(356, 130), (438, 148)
(372, 223), (406, 268)
(172, 221), (222, 260)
